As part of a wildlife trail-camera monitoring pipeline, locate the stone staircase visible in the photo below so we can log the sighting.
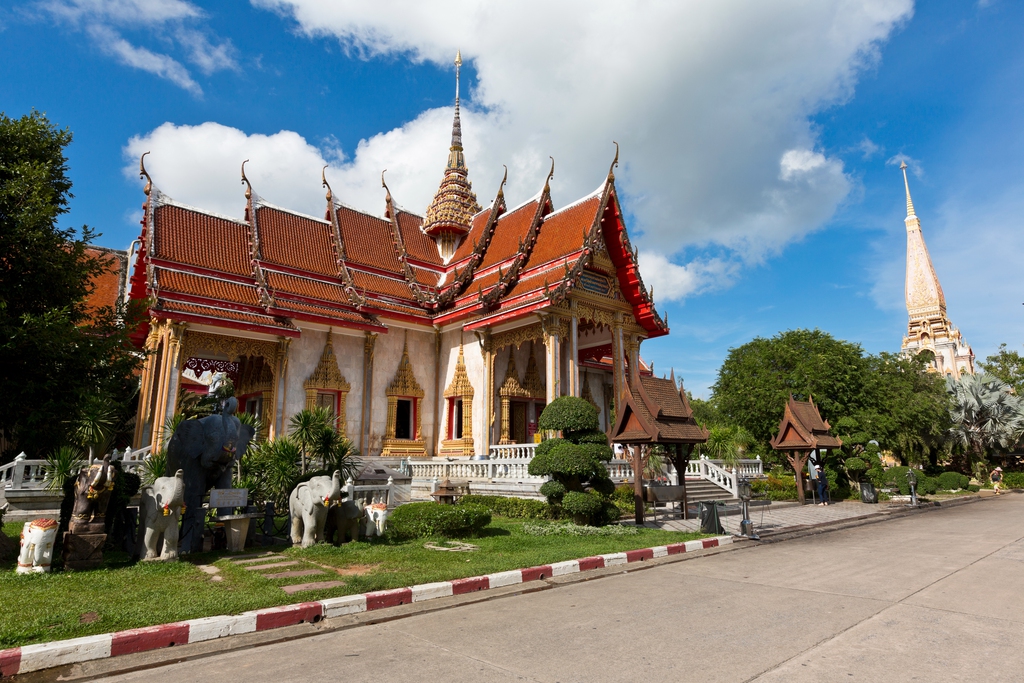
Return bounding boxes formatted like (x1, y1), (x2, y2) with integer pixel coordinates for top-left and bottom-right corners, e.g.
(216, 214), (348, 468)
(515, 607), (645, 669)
(683, 478), (737, 504)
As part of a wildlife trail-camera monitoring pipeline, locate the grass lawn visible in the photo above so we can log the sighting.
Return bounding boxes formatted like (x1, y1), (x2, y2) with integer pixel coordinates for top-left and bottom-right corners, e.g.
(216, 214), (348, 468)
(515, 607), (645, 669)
(0, 518), (708, 649)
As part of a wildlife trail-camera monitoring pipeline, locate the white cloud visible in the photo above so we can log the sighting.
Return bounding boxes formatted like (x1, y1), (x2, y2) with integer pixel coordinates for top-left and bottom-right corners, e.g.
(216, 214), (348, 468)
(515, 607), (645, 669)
(886, 153), (925, 178)
(38, 0), (235, 94)
(124, 122), (340, 218)
(88, 24), (200, 95)
(124, 0), (913, 295)
(637, 252), (740, 302)
(857, 136), (883, 159)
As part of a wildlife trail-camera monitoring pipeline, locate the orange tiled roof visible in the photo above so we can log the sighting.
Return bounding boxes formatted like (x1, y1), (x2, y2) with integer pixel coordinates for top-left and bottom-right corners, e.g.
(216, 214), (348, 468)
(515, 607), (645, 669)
(256, 205), (337, 277)
(151, 204), (251, 277)
(83, 247), (126, 316)
(156, 268), (262, 307)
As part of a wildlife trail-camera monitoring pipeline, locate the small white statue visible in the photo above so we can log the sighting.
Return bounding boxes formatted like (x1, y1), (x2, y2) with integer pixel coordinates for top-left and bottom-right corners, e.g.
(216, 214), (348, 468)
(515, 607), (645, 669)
(137, 470), (186, 561)
(17, 518), (59, 574)
(289, 470), (342, 548)
(363, 500), (389, 538)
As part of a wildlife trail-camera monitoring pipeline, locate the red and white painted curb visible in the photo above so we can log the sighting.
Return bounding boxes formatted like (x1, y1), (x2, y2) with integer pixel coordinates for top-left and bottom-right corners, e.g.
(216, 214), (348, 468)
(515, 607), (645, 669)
(0, 536), (731, 677)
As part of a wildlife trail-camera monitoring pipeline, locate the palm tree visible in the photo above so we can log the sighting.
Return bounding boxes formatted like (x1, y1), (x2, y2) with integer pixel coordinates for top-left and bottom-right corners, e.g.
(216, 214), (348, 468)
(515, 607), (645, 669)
(74, 395), (117, 461)
(700, 425), (753, 468)
(946, 373), (1024, 473)
(288, 406), (334, 475)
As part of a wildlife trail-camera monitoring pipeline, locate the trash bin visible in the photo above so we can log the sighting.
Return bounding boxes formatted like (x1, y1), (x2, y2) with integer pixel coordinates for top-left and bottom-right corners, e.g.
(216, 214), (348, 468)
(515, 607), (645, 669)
(859, 482), (878, 504)
(698, 501), (724, 534)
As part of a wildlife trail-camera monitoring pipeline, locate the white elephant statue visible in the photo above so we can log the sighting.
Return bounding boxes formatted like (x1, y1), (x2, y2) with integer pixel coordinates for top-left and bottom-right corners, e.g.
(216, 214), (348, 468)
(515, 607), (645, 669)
(289, 470), (342, 548)
(363, 500), (389, 538)
(17, 518), (58, 574)
(137, 469), (185, 561)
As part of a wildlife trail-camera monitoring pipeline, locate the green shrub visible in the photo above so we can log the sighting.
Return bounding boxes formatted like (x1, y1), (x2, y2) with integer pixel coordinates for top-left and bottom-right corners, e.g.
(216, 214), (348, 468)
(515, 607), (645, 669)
(938, 471), (970, 491)
(387, 502), (492, 540)
(538, 397), (600, 438)
(968, 484), (981, 492)
(844, 457), (867, 475)
(752, 474), (798, 501)
(1002, 472), (1024, 489)
(562, 490), (604, 522)
(538, 480), (566, 503)
(457, 494), (555, 520)
(917, 475), (937, 495)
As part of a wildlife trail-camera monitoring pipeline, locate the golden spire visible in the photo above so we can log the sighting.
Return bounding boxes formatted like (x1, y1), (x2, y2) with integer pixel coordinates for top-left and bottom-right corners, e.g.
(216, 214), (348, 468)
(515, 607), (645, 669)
(423, 49), (481, 261)
(900, 161), (916, 217)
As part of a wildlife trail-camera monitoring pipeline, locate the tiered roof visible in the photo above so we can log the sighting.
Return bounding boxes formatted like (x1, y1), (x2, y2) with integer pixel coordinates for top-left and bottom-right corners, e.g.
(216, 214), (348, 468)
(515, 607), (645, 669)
(609, 372), (708, 445)
(769, 395), (842, 452)
(129, 129), (667, 342)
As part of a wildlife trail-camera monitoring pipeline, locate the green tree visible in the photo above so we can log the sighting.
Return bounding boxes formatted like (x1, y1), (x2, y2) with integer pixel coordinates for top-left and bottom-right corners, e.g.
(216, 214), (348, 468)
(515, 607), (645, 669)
(851, 353), (950, 465)
(0, 111), (145, 457)
(712, 329), (867, 446)
(946, 373), (1024, 474)
(978, 344), (1024, 396)
(529, 397), (617, 525)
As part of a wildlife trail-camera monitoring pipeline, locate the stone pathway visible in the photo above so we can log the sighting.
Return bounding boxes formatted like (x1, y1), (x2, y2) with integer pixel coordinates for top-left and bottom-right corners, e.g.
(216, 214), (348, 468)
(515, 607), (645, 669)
(225, 553), (344, 593)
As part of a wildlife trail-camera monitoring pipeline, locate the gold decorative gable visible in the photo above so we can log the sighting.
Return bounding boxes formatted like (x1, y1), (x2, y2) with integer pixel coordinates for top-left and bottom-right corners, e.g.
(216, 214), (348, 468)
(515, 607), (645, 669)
(303, 331), (351, 437)
(441, 344), (475, 457)
(443, 345), (475, 399)
(499, 349), (528, 399)
(382, 335), (426, 458)
(386, 338), (425, 398)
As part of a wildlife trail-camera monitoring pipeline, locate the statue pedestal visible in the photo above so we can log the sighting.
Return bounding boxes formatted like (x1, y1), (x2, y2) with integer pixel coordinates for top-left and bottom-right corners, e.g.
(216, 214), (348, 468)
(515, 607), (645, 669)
(214, 514), (259, 552)
(63, 532), (106, 570)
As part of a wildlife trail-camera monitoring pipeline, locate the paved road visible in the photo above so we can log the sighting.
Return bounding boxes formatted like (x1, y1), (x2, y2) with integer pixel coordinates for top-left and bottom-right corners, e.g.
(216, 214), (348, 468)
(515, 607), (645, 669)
(105, 495), (1024, 683)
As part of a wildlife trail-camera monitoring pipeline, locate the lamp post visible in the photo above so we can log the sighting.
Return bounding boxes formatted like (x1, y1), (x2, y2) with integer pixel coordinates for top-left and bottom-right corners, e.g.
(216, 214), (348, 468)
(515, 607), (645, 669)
(906, 469), (918, 507)
(738, 478), (758, 540)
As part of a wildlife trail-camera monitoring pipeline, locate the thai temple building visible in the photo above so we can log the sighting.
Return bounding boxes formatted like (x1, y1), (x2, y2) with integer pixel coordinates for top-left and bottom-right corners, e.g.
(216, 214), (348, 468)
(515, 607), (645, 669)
(127, 53), (668, 460)
(898, 162), (974, 376)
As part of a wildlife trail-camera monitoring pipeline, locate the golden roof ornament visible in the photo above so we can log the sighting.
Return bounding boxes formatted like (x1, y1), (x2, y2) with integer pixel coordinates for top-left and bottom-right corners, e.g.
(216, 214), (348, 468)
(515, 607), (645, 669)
(139, 151), (152, 196)
(241, 159), (252, 200)
(423, 49), (481, 262)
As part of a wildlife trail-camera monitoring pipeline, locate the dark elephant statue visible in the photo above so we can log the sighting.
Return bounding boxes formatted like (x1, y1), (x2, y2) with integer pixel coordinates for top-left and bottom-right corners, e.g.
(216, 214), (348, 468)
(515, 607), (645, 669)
(166, 397), (255, 554)
(323, 499), (364, 546)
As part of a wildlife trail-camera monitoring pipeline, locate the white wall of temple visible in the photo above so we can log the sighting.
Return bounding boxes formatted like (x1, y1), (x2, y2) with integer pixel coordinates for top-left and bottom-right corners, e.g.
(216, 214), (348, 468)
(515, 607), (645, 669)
(281, 328), (366, 439)
(282, 325), (438, 457)
(369, 326), (438, 455)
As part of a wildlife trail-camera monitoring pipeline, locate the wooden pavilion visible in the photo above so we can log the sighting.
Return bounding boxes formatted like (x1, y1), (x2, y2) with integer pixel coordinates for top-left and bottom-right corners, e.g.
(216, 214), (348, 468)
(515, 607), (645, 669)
(608, 371), (708, 524)
(769, 395), (842, 504)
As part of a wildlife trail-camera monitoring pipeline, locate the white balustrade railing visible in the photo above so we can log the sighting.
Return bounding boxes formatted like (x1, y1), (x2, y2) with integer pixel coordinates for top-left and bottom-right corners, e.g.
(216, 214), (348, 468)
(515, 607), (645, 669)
(489, 443), (537, 460)
(408, 458), (546, 484)
(346, 476), (394, 508)
(1, 454), (47, 491)
(605, 459), (634, 482)
(693, 458), (738, 497)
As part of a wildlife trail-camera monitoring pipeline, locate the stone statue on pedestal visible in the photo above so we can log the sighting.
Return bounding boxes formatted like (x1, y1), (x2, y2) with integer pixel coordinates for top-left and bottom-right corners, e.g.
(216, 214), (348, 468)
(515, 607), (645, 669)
(63, 455), (116, 570)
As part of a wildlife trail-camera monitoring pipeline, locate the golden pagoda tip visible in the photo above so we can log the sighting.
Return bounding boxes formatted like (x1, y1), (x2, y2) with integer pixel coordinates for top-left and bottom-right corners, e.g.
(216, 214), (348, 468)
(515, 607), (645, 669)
(455, 50), (462, 67)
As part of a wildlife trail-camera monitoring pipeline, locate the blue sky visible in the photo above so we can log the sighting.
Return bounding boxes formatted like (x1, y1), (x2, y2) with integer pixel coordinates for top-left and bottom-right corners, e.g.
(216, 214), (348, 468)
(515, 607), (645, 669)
(2, 0), (1021, 396)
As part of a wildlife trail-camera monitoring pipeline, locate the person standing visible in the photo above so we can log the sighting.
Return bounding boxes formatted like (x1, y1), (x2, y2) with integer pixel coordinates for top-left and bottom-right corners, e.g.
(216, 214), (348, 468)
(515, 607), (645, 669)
(815, 462), (829, 506)
(991, 467), (1003, 495)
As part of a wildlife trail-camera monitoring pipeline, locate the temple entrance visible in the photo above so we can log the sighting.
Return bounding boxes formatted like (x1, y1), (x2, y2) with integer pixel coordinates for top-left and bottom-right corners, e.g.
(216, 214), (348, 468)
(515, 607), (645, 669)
(512, 402), (527, 444)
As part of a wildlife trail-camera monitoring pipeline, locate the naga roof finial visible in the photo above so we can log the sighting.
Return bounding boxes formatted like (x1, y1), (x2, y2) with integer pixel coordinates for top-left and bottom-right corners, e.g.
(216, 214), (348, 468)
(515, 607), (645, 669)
(241, 159), (252, 200)
(900, 161), (916, 217)
(608, 141), (619, 182)
(544, 156), (554, 194)
(139, 151), (152, 196)
(381, 169), (392, 205)
(322, 165), (333, 204)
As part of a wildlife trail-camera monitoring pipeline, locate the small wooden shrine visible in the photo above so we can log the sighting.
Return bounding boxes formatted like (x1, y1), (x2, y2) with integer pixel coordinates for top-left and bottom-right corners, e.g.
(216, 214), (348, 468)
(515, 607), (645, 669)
(769, 395), (842, 504)
(608, 371), (708, 524)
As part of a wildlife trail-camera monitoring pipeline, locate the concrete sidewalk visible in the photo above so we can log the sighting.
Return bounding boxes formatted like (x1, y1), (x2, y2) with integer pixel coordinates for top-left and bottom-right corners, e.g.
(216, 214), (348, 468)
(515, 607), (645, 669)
(640, 495), (980, 535)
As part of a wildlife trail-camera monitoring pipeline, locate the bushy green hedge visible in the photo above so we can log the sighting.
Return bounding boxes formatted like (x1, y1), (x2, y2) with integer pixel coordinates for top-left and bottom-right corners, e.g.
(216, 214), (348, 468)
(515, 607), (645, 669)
(938, 471), (971, 491)
(457, 495), (555, 520)
(387, 502), (492, 539)
(1002, 472), (1024, 489)
(752, 475), (798, 501)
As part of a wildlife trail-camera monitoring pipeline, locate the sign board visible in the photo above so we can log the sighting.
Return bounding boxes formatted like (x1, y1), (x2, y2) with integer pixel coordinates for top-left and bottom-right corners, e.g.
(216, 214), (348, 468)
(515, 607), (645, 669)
(209, 488), (248, 509)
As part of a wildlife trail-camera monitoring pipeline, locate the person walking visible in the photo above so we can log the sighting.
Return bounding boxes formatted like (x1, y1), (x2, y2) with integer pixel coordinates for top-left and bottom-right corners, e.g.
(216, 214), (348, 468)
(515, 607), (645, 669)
(815, 462), (829, 506)
(991, 467), (1003, 495)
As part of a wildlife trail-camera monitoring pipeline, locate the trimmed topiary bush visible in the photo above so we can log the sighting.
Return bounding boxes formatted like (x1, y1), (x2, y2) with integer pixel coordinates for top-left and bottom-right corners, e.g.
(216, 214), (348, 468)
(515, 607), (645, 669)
(387, 502), (491, 540)
(561, 490), (604, 524)
(457, 495), (555, 520)
(938, 471), (970, 491)
(844, 457), (867, 479)
(537, 397), (600, 439)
